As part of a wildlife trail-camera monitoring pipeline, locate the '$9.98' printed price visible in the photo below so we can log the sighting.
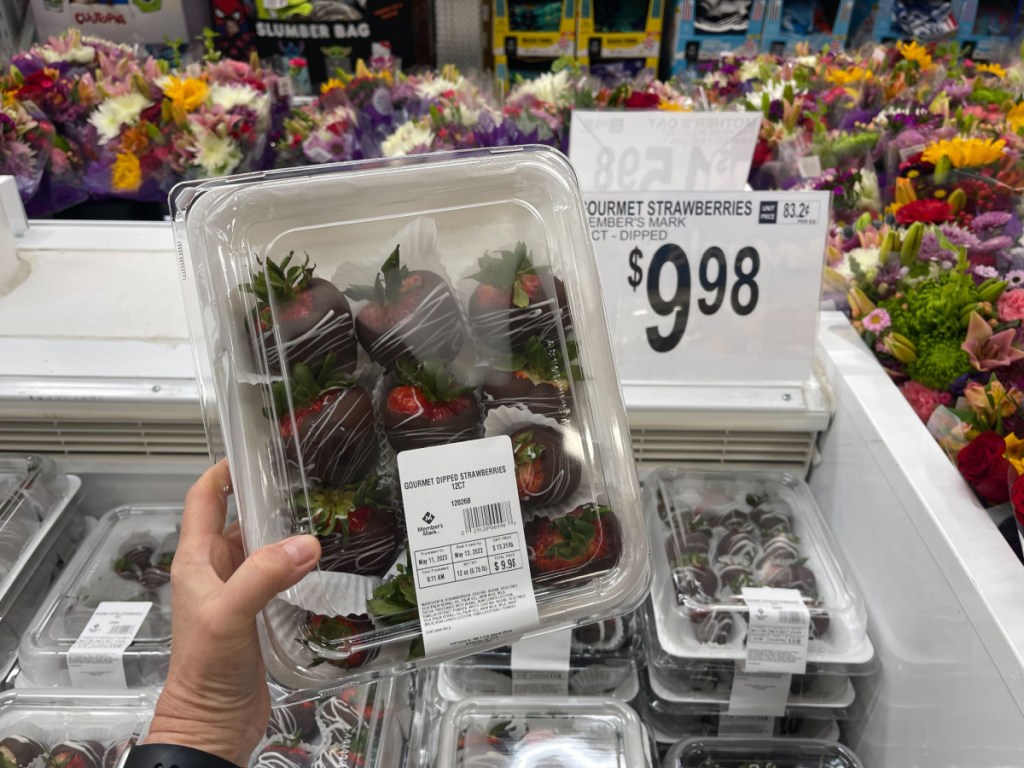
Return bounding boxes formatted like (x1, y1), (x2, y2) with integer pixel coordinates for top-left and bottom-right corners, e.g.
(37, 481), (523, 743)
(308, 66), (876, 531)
(628, 244), (761, 352)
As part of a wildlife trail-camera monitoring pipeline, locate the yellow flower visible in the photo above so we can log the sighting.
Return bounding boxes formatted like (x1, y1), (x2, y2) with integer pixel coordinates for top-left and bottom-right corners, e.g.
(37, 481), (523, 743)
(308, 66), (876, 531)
(320, 78), (345, 94)
(111, 151), (142, 192)
(897, 41), (933, 70)
(658, 98), (688, 111)
(163, 75), (208, 113)
(1006, 434), (1024, 475)
(977, 62), (1008, 78)
(826, 66), (874, 86)
(921, 136), (1006, 168)
(1007, 102), (1024, 134)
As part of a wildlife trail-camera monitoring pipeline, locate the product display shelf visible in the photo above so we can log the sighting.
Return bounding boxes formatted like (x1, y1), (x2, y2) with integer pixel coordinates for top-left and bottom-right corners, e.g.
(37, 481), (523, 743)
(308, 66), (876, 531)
(670, 0), (766, 72)
(760, 0), (855, 56)
(955, 0), (1023, 60)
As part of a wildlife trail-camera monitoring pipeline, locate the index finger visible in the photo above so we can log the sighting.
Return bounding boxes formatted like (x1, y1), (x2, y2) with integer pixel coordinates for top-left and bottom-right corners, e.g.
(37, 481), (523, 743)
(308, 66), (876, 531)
(180, 459), (233, 546)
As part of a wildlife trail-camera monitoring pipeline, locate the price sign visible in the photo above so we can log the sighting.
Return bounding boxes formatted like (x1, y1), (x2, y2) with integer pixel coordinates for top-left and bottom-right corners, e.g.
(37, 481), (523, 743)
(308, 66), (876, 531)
(586, 191), (829, 387)
(569, 111), (761, 194)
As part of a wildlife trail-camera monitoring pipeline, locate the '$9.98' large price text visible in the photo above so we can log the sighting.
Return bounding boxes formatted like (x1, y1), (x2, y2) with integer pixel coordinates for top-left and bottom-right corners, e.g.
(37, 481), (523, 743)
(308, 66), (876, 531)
(628, 244), (761, 352)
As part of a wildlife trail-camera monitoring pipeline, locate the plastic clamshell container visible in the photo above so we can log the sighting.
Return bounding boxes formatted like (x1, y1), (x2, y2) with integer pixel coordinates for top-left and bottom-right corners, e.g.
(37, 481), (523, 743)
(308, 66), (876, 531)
(0, 689), (155, 763)
(646, 468), (870, 664)
(19, 506), (180, 687)
(0, 456), (81, 684)
(435, 696), (651, 767)
(258, 676), (410, 768)
(172, 147), (649, 693)
(648, 717), (840, 748)
(664, 737), (864, 768)
(440, 612), (644, 697)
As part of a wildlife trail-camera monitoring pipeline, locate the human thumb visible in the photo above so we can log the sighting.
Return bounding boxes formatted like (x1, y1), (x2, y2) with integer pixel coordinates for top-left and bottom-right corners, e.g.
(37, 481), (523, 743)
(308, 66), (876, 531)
(220, 534), (321, 622)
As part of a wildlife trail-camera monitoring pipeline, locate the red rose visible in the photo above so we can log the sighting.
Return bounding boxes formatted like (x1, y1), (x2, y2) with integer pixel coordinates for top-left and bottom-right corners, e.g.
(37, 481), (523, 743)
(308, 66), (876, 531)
(624, 91), (660, 109)
(1011, 473), (1024, 526)
(894, 199), (953, 225)
(957, 431), (1012, 504)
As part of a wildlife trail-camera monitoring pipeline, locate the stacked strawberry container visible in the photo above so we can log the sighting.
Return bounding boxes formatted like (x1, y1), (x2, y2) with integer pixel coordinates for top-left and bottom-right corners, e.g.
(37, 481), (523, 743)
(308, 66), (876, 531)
(641, 467), (877, 757)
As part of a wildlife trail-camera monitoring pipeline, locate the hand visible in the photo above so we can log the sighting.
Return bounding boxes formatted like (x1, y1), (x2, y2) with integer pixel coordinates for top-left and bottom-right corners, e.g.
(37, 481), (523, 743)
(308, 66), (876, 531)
(144, 460), (321, 766)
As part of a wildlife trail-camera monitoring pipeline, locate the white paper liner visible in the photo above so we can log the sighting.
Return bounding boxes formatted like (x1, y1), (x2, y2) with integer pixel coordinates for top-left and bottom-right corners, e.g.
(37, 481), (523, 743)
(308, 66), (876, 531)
(568, 665), (630, 695)
(570, 616), (627, 654)
(283, 570), (382, 618)
(482, 406), (592, 522)
(445, 664), (514, 696)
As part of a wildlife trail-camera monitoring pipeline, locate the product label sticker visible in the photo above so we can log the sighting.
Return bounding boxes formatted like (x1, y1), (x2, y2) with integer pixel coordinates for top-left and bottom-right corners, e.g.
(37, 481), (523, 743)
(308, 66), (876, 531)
(510, 627), (572, 695)
(741, 587), (810, 674)
(899, 143), (927, 162)
(727, 670), (793, 715)
(398, 436), (539, 656)
(717, 715), (776, 737)
(66, 601), (152, 689)
(797, 154), (823, 178)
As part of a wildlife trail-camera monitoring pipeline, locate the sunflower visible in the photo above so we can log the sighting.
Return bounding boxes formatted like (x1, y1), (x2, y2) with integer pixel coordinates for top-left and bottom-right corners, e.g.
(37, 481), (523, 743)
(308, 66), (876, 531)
(921, 136), (1006, 168)
(1007, 102), (1024, 134)
(897, 41), (933, 70)
(320, 78), (345, 94)
(977, 62), (1008, 78)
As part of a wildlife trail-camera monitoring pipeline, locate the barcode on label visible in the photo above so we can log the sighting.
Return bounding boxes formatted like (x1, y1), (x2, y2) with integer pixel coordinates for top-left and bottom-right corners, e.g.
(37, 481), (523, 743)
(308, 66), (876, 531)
(779, 611), (805, 625)
(108, 624), (137, 636)
(462, 501), (514, 532)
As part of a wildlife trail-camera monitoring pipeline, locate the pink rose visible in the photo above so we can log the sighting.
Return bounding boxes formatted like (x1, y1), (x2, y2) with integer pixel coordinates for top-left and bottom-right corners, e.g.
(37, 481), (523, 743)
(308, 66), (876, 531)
(998, 289), (1024, 322)
(900, 380), (953, 423)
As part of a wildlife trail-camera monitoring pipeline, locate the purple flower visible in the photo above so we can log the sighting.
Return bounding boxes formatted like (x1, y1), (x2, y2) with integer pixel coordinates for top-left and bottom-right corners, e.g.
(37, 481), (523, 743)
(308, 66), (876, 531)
(974, 264), (999, 279)
(972, 211), (1013, 231)
(1006, 270), (1024, 289)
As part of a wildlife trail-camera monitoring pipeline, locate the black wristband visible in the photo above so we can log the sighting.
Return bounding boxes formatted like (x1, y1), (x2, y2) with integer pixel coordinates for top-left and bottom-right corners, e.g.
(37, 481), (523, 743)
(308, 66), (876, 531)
(123, 744), (242, 768)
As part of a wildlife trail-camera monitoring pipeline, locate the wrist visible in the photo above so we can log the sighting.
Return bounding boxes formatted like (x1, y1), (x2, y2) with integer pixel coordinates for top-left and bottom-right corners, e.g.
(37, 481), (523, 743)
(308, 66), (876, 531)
(144, 717), (253, 767)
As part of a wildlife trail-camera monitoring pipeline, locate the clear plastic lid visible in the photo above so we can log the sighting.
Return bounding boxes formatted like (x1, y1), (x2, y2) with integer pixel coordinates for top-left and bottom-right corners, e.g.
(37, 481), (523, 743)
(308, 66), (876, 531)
(18, 506), (181, 687)
(434, 696), (651, 767)
(0, 689), (155, 766)
(648, 716), (840, 747)
(172, 147), (649, 692)
(441, 613), (644, 697)
(665, 737), (864, 768)
(257, 676), (410, 768)
(0, 455), (73, 579)
(645, 468), (870, 664)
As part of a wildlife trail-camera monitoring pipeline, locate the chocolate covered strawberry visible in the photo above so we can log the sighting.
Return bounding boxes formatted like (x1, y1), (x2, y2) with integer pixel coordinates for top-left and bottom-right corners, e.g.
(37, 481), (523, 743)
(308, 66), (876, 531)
(47, 742), (103, 768)
(345, 245), (463, 369)
(296, 476), (398, 576)
(266, 700), (318, 741)
(760, 559), (819, 600)
(665, 514), (713, 561)
(482, 336), (576, 421)
(243, 251), (357, 376)
(510, 425), (581, 510)
(271, 354), (378, 486)
(366, 557), (424, 660)
(526, 503), (620, 584)
(690, 610), (733, 645)
(251, 742), (312, 768)
(301, 612), (378, 670)
(671, 554), (718, 604)
(383, 359), (480, 451)
(467, 242), (570, 352)
(1, 737), (47, 768)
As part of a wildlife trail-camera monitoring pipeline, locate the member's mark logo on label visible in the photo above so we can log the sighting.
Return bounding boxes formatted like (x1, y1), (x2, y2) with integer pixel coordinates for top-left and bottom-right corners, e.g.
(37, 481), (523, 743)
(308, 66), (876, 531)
(422, 511), (435, 524)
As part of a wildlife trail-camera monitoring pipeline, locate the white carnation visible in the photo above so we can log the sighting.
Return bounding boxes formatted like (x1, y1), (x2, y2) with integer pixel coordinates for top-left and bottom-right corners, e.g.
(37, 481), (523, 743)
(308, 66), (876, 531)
(415, 77), (462, 99)
(739, 60), (761, 82)
(194, 131), (243, 176)
(512, 70), (571, 106)
(209, 83), (268, 113)
(381, 121), (434, 157)
(88, 92), (152, 144)
(40, 44), (95, 64)
(836, 247), (882, 279)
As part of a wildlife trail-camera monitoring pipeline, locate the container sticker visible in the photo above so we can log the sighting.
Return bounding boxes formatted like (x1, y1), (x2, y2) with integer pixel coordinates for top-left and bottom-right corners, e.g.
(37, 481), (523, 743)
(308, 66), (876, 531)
(510, 627), (572, 695)
(717, 715), (776, 737)
(67, 601), (152, 688)
(397, 436), (539, 656)
(727, 670), (792, 715)
(741, 587), (810, 674)
(797, 154), (822, 178)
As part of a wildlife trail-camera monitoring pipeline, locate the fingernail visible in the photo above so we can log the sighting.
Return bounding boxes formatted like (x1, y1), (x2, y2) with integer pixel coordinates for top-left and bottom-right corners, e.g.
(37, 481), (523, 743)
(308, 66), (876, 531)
(282, 535), (319, 566)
